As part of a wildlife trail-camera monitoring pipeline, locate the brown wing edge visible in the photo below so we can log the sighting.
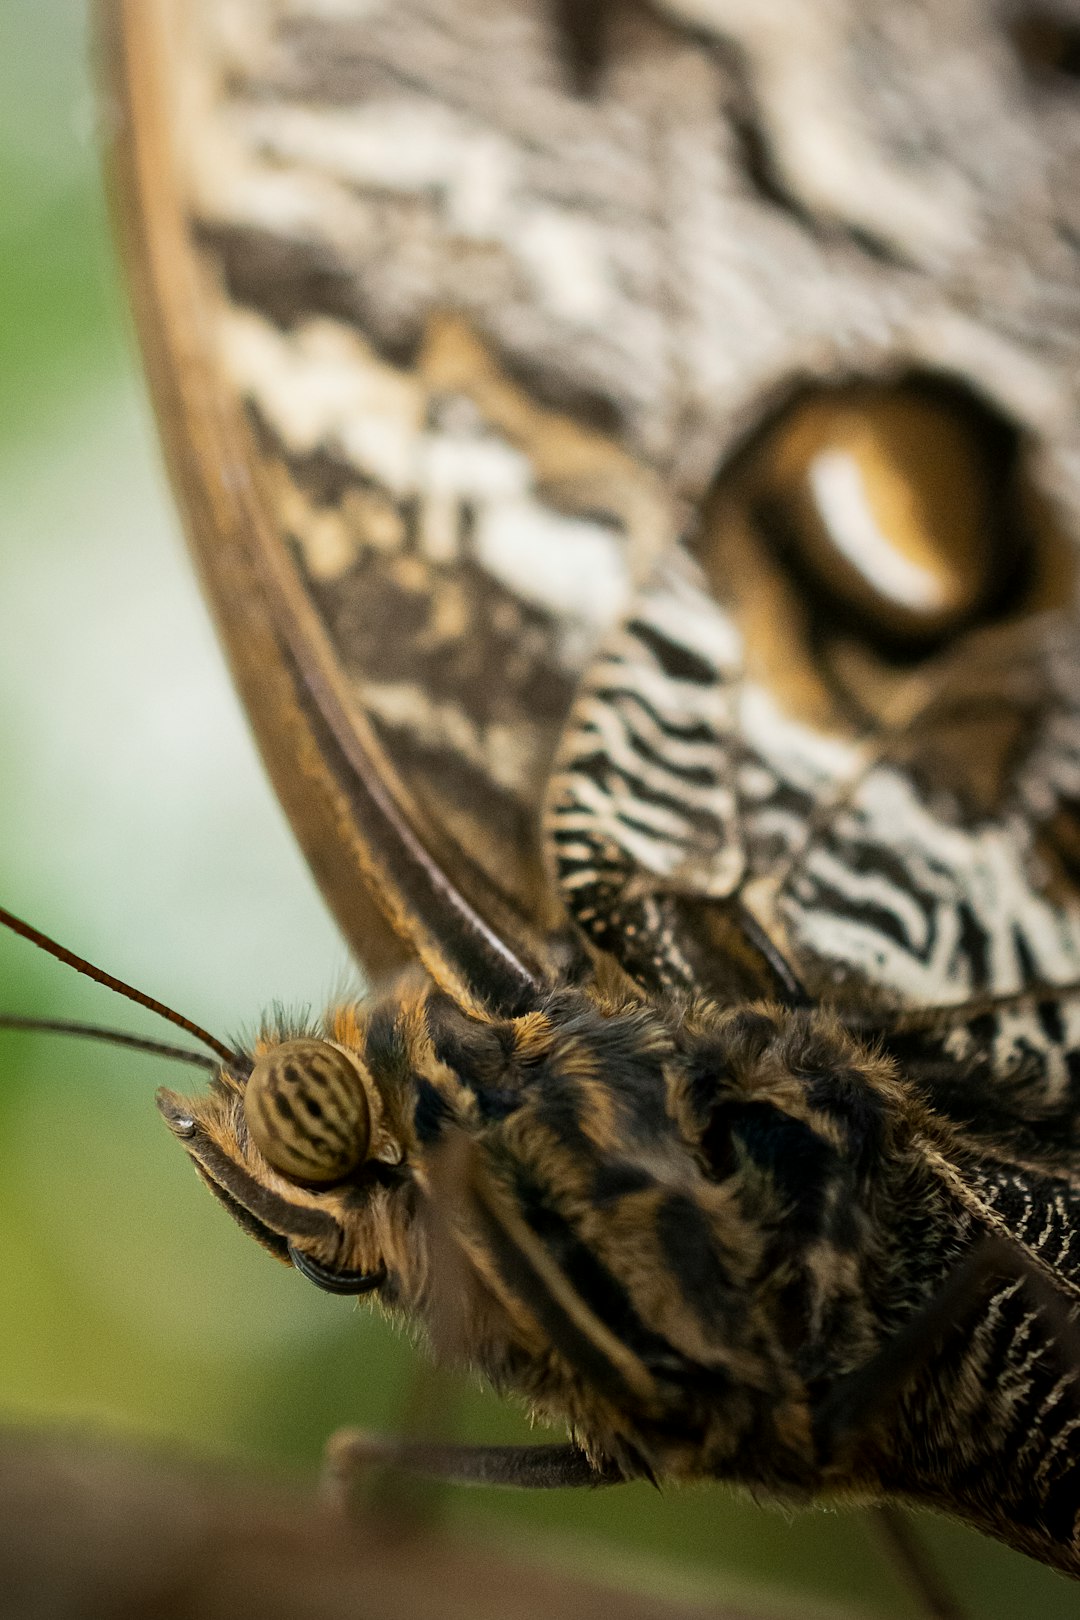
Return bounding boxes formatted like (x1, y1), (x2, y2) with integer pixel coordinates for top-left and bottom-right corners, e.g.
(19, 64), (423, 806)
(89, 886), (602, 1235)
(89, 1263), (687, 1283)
(98, 0), (556, 1016)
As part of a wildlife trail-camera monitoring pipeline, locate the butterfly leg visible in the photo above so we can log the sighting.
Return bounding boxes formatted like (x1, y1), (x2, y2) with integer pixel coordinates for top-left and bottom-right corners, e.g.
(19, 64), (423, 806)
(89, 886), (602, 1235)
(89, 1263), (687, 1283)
(321, 1431), (620, 1507)
(321, 1130), (631, 1516)
(871, 1505), (967, 1620)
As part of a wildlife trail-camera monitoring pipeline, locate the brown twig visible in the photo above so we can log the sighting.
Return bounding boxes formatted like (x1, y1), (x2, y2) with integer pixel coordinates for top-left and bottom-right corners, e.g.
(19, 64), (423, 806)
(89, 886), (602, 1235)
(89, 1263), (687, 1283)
(0, 1426), (825, 1620)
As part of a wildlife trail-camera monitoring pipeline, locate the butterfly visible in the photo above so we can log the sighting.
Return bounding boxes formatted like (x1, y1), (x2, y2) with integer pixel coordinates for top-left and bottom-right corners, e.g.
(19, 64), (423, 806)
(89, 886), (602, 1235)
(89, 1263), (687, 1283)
(6, 0), (1080, 1614)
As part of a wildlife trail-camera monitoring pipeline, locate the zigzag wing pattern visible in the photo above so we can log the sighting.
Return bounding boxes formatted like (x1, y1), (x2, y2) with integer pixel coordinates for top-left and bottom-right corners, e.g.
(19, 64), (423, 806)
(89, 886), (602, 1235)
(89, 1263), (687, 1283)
(779, 620), (1080, 1095)
(548, 554), (1080, 1107)
(546, 552), (869, 998)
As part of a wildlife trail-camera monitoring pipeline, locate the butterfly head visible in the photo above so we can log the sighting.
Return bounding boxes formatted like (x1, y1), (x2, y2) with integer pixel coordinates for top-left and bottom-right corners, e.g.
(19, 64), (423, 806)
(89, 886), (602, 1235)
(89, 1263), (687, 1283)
(156, 997), (426, 1299)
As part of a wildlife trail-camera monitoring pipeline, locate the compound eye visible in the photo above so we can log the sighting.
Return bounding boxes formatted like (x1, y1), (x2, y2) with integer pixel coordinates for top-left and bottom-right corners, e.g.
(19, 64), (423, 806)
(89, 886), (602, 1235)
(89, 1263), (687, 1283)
(753, 382), (1009, 645)
(243, 1038), (371, 1184)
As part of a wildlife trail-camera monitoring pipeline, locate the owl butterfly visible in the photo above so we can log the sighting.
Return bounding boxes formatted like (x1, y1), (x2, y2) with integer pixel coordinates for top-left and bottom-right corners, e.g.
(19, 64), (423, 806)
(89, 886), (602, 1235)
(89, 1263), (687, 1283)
(27, 0), (1080, 1607)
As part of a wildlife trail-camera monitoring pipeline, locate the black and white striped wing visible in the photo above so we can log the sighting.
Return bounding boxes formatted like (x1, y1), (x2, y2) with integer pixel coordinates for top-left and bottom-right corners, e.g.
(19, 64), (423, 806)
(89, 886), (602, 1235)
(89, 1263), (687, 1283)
(546, 542), (1080, 1087)
(545, 551), (829, 1002)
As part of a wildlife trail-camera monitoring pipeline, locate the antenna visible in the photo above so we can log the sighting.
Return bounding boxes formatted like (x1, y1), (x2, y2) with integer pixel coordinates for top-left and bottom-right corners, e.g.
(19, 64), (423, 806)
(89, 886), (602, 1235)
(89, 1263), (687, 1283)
(0, 1014), (219, 1071)
(0, 904), (243, 1068)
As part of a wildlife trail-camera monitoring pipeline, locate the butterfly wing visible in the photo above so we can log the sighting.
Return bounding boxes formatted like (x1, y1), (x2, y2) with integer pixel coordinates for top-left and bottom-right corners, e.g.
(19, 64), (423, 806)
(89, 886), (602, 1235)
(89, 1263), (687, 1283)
(106, 0), (1080, 1041)
(108, 0), (651, 1006)
(548, 506), (1080, 1111)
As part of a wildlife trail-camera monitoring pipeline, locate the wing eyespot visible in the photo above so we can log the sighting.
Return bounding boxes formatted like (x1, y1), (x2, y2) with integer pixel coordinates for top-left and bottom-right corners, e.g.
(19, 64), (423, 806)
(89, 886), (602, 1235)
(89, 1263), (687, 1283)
(737, 376), (1034, 652)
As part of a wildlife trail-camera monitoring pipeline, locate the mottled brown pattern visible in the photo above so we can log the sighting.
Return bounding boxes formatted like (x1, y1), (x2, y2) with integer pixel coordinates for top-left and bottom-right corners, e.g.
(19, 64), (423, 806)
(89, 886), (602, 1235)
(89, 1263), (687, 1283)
(128, 0), (1080, 974)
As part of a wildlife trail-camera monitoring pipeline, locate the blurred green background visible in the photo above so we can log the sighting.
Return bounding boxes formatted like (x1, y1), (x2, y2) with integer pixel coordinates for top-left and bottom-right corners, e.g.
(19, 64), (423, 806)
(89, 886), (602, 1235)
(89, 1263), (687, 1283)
(1, 4), (1078, 1617)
